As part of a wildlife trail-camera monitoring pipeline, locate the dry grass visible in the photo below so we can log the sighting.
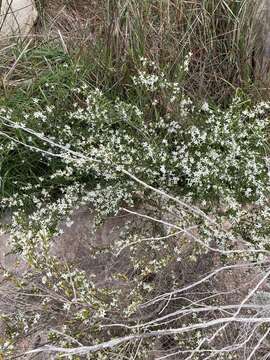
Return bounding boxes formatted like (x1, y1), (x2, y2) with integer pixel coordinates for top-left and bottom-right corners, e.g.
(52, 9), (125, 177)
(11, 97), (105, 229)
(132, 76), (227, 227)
(31, 0), (262, 103)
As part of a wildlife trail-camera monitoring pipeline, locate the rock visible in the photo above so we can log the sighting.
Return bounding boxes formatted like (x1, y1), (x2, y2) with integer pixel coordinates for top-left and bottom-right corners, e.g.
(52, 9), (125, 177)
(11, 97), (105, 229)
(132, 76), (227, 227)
(0, 214), (27, 280)
(253, 0), (270, 81)
(0, 0), (38, 38)
(50, 207), (139, 286)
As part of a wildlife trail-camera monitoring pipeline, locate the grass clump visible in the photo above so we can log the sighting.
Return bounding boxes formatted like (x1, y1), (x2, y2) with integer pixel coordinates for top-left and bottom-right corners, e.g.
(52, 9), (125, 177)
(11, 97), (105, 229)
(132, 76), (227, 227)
(34, 0), (258, 102)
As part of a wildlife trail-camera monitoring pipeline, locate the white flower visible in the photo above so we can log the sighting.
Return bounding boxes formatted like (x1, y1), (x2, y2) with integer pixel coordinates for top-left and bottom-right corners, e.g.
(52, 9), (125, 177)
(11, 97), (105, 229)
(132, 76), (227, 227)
(63, 302), (71, 311)
(66, 220), (74, 228)
(201, 102), (210, 112)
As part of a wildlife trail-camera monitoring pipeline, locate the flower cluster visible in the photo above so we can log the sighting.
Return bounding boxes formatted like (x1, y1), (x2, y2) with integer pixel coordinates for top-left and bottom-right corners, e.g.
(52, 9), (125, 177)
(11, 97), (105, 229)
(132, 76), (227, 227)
(0, 57), (270, 358)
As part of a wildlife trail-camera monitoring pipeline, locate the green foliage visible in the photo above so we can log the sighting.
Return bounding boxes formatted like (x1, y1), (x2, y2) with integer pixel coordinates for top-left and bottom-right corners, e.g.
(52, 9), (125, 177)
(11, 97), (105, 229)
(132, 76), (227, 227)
(0, 50), (270, 357)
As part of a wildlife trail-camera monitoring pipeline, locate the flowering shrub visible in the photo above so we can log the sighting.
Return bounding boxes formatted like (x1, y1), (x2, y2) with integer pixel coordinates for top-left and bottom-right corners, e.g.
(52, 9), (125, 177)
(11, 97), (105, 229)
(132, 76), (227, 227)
(0, 56), (270, 358)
